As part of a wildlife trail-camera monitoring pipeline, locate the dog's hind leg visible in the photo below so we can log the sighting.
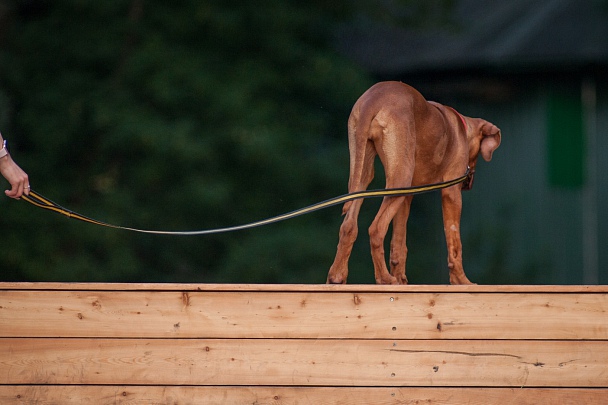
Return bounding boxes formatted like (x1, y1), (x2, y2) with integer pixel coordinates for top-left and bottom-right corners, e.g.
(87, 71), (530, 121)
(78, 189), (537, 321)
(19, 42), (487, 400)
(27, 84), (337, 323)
(368, 196), (406, 285)
(390, 195), (413, 284)
(327, 198), (363, 284)
(327, 136), (376, 284)
(368, 114), (416, 285)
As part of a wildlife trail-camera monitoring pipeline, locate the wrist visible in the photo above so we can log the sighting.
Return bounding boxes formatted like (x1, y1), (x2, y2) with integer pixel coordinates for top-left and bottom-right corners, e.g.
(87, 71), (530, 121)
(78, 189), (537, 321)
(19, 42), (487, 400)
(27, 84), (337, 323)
(0, 140), (9, 160)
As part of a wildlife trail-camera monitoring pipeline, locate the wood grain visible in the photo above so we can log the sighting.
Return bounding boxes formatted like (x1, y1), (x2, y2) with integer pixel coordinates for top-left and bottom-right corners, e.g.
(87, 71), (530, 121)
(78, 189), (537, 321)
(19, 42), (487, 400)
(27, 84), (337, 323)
(1, 283), (606, 403)
(2, 338), (607, 387)
(1, 386), (606, 405)
(1, 282), (607, 292)
(1, 290), (606, 339)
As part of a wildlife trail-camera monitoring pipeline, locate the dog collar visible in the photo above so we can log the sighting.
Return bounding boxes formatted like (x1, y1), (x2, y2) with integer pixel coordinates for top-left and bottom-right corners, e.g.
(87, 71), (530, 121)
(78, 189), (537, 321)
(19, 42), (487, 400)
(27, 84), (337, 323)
(447, 107), (467, 132)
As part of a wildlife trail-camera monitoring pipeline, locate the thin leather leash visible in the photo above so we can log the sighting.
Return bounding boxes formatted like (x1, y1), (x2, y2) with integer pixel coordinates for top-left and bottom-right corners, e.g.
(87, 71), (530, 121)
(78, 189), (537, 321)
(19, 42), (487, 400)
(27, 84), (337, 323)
(21, 169), (471, 236)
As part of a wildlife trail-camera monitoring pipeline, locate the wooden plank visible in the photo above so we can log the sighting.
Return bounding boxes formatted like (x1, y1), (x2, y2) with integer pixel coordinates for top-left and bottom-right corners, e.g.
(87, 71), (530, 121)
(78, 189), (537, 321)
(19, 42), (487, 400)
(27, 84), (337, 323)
(1, 282), (607, 293)
(1, 290), (606, 340)
(0, 386), (606, 405)
(2, 338), (607, 387)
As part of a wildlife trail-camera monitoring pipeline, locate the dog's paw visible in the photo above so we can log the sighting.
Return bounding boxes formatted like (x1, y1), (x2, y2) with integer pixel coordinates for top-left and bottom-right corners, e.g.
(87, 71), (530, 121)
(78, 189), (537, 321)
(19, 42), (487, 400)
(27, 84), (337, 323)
(392, 273), (408, 285)
(449, 273), (476, 285)
(376, 273), (399, 285)
(327, 273), (348, 284)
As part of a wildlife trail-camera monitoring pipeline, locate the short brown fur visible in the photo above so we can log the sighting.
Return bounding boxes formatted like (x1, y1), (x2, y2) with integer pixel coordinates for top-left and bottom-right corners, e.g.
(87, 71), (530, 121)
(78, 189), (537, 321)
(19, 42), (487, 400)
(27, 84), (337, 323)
(327, 82), (501, 285)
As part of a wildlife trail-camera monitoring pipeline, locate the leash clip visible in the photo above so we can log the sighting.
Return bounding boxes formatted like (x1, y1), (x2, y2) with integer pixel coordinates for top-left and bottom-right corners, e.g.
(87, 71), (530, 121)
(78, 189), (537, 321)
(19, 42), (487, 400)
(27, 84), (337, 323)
(462, 166), (475, 191)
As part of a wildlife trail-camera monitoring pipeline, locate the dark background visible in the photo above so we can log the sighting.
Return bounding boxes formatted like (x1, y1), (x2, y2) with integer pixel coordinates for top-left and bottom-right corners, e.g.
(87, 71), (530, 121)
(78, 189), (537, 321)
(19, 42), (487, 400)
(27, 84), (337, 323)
(1, 0), (607, 285)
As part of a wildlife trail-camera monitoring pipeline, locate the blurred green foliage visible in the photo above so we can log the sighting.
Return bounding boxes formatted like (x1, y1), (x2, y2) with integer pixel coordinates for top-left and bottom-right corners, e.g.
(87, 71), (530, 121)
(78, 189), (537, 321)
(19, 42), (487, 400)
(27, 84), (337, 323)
(0, 0), (453, 284)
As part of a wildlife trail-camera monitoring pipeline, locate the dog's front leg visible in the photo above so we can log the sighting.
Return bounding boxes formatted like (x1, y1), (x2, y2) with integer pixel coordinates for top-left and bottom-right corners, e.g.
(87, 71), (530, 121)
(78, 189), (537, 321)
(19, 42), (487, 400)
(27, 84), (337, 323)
(441, 187), (474, 285)
(389, 196), (412, 284)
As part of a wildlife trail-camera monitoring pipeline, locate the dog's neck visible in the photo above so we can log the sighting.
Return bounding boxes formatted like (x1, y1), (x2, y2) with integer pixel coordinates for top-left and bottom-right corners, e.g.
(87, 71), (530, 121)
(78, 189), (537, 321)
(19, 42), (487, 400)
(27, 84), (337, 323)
(446, 106), (467, 133)
(429, 102), (468, 134)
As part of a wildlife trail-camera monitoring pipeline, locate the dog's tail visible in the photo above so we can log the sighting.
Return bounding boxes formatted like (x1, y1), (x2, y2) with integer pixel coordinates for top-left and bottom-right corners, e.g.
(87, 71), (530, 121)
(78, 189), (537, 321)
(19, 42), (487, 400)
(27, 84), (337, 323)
(342, 101), (377, 216)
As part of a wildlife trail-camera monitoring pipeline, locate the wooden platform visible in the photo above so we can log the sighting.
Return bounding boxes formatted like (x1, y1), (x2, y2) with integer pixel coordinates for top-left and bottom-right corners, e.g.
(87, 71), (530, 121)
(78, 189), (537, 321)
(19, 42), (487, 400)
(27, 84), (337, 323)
(1, 283), (607, 404)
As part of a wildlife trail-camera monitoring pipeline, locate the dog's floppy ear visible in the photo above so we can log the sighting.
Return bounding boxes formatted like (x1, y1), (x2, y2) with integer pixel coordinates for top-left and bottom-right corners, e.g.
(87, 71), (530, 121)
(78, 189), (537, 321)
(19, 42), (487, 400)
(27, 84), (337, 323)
(480, 121), (501, 161)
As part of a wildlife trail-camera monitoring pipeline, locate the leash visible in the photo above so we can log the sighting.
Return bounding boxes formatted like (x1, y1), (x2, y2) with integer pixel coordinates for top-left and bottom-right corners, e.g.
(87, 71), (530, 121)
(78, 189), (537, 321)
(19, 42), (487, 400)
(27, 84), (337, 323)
(21, 169), (470, 236)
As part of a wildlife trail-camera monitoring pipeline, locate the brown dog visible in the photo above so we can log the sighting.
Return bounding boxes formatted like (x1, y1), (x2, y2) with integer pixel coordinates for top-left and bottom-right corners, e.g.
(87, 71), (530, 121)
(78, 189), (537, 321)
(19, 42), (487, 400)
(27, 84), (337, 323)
(327, 81), (501, 285)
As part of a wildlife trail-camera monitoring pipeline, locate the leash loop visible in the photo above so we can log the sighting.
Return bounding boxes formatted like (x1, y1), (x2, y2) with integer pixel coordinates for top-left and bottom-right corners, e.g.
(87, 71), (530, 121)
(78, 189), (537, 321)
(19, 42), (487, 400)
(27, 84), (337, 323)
(22, 169), (470, 236)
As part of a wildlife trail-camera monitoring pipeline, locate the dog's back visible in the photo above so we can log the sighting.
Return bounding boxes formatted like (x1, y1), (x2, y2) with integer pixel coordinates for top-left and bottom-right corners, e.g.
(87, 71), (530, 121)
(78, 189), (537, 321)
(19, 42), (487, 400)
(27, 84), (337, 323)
(345, 82), (445, 197)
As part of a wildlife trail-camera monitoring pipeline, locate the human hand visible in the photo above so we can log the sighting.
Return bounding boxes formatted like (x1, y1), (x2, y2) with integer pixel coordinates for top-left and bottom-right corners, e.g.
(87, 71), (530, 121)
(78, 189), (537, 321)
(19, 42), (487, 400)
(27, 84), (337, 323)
(0, 154), (30, 199)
